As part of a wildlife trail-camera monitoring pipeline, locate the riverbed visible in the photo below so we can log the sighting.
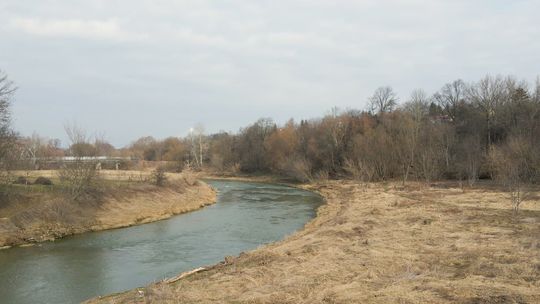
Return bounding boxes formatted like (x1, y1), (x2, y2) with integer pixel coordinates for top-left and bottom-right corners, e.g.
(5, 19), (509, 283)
(0, 180), (323, 304)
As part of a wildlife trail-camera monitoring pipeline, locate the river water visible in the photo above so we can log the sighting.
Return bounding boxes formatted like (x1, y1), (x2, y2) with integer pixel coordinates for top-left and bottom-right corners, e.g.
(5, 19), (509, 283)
(0, 180), (323, 304)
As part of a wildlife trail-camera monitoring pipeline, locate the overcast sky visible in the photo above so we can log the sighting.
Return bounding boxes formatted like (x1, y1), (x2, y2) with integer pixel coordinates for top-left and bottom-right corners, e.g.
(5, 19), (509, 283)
(1, 0), (539, 147)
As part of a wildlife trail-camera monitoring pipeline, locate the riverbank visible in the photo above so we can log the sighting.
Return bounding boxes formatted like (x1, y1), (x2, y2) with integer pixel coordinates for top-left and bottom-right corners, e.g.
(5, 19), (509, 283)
(0, 170), (216, 248)
(89, 179), (540, 304)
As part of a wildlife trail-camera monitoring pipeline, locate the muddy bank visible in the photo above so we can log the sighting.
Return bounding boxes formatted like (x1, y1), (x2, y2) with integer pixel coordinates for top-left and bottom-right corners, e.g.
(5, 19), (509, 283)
(0, 172), (216, 248)
(88, 180), (540, 304)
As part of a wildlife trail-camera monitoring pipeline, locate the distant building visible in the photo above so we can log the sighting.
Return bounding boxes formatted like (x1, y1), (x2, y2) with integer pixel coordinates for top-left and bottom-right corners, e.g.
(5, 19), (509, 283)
(430, 114), (453, 124)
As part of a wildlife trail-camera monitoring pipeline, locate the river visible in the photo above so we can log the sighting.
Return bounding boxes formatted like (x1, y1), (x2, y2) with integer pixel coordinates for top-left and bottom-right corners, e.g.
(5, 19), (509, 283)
(0, 180), (323, 304)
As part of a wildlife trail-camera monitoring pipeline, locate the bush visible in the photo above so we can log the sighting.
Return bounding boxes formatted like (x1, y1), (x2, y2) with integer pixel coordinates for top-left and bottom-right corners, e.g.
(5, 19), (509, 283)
(58, 161), (102, 201)
(34, 176), (53, 185)
(151, 167), (168, 187)
(284, 157), (313, 183)
(13, 176), (29, 185)
(489, 137), (538, 215)
(343, 158), (375, 183)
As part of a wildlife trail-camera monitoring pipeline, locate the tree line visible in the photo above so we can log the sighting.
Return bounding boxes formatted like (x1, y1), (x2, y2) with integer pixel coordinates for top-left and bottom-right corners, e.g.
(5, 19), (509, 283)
(202, 76), (539, 184)
(1, 71), (539, 210)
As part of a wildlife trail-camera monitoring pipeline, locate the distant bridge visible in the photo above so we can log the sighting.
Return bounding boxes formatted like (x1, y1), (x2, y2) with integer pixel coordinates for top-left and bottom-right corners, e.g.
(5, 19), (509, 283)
(22, 156), (139, 170)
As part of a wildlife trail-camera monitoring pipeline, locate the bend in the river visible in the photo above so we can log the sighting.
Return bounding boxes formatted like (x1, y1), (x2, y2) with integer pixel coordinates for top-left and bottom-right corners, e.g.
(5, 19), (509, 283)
(0, 180), (323, 304)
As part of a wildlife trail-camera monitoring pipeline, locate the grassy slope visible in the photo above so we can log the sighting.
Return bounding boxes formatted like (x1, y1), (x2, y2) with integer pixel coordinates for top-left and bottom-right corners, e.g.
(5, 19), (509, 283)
(0, 170), (216, 248)
(89, 180), (539, 304)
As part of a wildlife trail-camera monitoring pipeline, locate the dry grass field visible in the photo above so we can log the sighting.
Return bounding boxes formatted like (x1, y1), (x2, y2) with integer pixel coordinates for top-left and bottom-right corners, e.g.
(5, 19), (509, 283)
(0, 170), (216, 248)
(89, 180), (540, 304)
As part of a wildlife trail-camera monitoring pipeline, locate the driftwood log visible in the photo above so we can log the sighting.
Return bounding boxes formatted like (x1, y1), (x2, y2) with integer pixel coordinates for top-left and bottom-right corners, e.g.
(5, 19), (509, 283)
(163, 267), (206, 284)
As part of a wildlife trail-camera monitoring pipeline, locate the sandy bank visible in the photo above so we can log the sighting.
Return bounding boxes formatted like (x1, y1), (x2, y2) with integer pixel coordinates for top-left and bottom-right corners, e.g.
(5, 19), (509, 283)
(88, 180), (540, 304)
(0, 171), (216, 248)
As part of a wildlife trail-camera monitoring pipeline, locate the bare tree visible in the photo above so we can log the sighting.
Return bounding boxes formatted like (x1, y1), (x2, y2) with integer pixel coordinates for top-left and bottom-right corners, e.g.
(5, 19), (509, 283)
(322, 108), (347, 172)
(414, 121), (451, 184)
(64, 122), (90, 146)
(533, 77), (540, 104)
(466, 75), (506, 147)
(405, 89), (430, 121)
(0, 70), (17, 187)
(65, 123), (100, 157)
(94, 132), (115, 156)
(59, 124), (101, 201)
(264, 119), (298, 175)
(399, 89), (430, 184)
(433, 79), (466, 120)
(208, 132), (235, 172)
(20, 132), (47, 171)
(0, 70), (16, 125)
(0, 71), (16, 154)
(189, 123), (207, 169)
(236, 118), (276, 172)
(458, 136), (483, 186)
(369, 86), (398, 114)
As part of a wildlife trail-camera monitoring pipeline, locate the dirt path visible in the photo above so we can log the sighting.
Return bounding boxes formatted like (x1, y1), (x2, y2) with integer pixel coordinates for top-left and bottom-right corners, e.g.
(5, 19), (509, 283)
(88, 180), (540, 304)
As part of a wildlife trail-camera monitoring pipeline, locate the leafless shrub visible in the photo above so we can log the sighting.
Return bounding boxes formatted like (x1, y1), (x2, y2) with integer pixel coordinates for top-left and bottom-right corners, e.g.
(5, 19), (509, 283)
(284, 157), (313, 182)
(229, 162), (241, 174)
(489, 137), (538, 215)
(418, 150), (441, 184)
(59, 124), (102, 201)
(456, 136), (483, 187)
(314, 169), (329, 181)
(151, 167), (168, 187)
(58, 160), (102, 201)
(343, 158), (360, 179)
(343, 157), (376, 184)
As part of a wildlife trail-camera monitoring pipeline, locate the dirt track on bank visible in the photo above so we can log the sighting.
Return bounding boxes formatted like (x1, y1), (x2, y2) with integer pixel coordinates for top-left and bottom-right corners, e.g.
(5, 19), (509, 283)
(88, 180), (540, 304)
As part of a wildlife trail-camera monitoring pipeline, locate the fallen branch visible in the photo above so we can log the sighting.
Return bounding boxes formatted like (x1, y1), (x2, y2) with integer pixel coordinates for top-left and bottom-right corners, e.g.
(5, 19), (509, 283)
(163, 267), (206, 284)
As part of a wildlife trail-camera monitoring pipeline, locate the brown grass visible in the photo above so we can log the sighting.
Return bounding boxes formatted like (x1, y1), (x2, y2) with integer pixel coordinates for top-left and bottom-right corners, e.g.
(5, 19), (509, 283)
(0, 170), (216, 248)
(88, 180), (540, 304)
